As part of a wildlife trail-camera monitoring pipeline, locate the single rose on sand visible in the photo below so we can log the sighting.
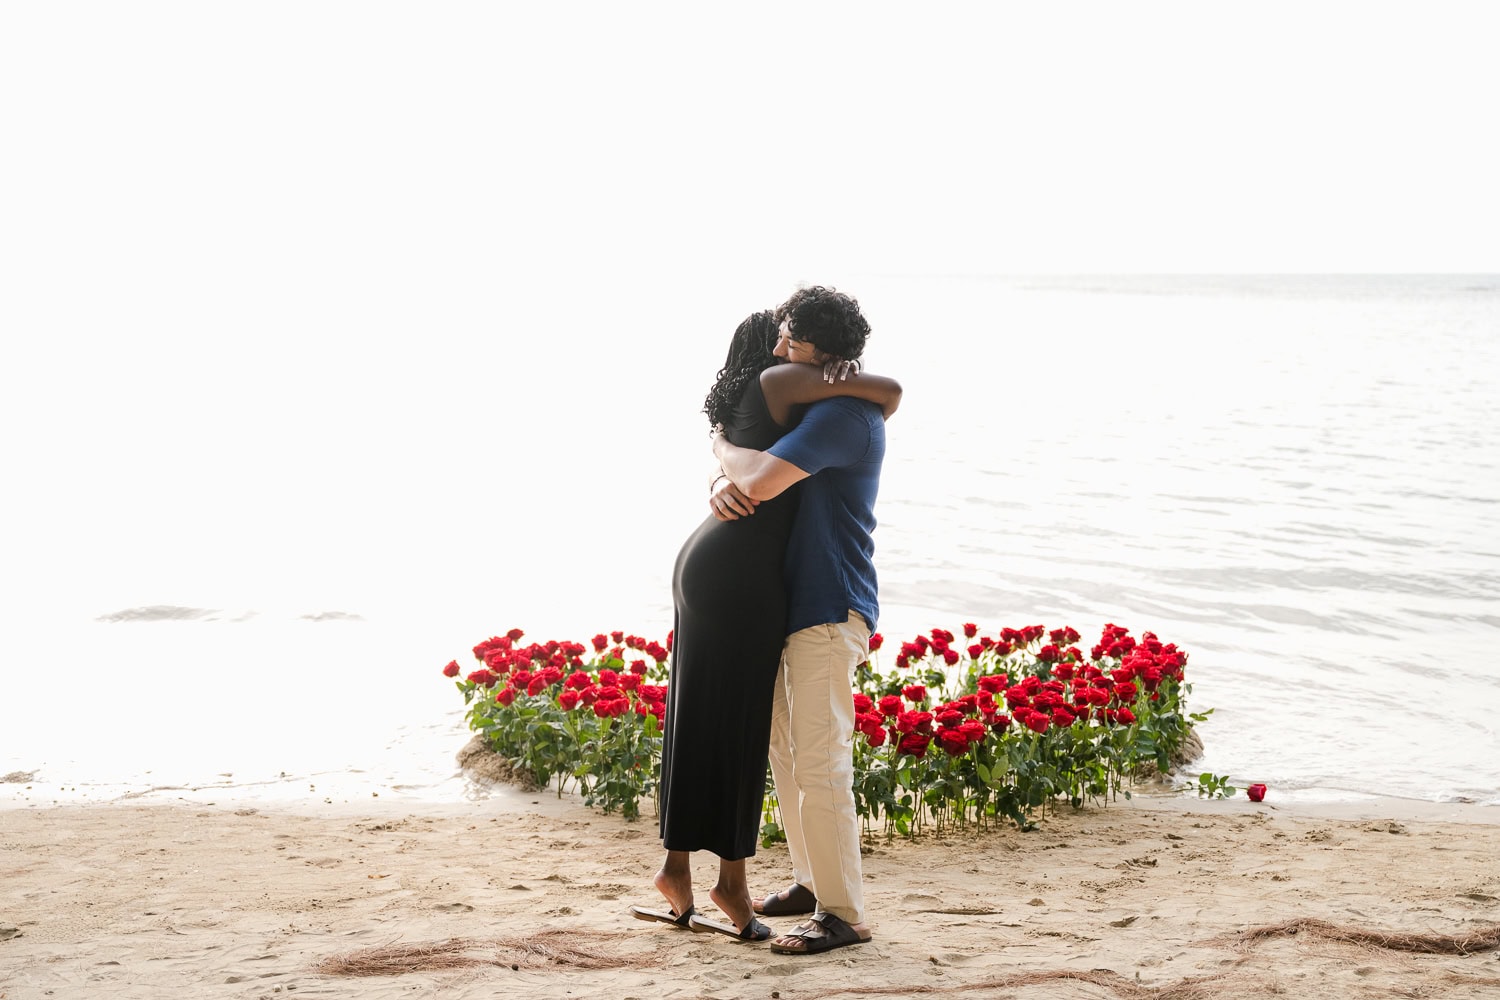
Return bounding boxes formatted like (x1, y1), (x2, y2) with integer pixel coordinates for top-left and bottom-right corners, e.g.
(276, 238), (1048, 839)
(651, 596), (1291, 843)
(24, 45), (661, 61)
(1247, 783), (1267, 802)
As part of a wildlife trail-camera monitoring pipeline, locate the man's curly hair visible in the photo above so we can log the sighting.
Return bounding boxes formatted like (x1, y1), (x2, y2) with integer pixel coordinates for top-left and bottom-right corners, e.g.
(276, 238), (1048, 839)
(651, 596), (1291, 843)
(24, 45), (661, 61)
(772, 286), (871, 361)
(703, 310), (780, 428)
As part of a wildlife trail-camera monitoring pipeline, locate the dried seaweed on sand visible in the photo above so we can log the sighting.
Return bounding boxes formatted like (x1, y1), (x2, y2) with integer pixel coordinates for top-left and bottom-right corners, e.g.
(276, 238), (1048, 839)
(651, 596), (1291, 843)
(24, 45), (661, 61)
(316, 929), (661, 977)
(1207, 918), (1500, 956)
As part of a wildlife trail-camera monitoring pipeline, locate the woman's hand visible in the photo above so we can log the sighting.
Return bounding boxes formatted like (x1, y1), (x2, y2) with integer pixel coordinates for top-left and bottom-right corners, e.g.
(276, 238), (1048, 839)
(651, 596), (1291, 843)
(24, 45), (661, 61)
(821, 358), (861, 383)
(711, 479), (759, 521)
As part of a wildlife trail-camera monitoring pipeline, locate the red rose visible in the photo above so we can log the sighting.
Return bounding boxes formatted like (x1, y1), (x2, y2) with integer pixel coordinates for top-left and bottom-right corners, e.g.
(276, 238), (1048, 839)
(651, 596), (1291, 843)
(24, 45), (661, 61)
(942, 648), (960, 666)
(958, 720), (987, 744)
(629, 659), (648, 675)
(1114, 707), (1136, 725)
(646, 641), (669, 664)
(968, 643), (984, 660)
(558, 690), (581, 710)
(665, 630), (673, 652)
(1247, 783), (1267, 803)
(1051, 706), (1077, 728)
(526, 677), (546, 697)
(620, 673), (642, 692)
(853, 693), (874, 713)
(990, 713), (1011, 732)
(868, 633), (884, 651)
(495, 687), (516, 706)
(877, 694), (903, 717)
(598, 668), (619, 687)
(442, 660), (460, 677)
(963, 623), (978, 639)
(637, 684), (666, 702)
(465, 668), (498, 688)
(611, 630), (624, 643)
(977, 674), (1007, 693)
(592, 634), (608, 652)
(938, 730), (969, 756)
(1024, 711), (1050, 734)
(935, 709), (964, 729)
(565, 671), (591, 690)
(897, 732), (930, 758)
(1038, 644), (1061, 663)
(902, 684), (927, 704)
(865, 726), (888, 748)
(506, 628), (525, 642)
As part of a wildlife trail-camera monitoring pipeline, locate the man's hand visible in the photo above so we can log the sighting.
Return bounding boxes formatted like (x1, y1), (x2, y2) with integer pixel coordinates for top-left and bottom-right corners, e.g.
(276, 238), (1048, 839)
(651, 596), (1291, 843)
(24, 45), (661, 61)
(711, 478), (760, 521)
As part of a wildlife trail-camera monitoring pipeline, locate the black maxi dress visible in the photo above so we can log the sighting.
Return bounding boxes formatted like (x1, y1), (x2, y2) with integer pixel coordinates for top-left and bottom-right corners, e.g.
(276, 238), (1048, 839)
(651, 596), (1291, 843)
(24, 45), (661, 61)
(658, 377), (798, 861)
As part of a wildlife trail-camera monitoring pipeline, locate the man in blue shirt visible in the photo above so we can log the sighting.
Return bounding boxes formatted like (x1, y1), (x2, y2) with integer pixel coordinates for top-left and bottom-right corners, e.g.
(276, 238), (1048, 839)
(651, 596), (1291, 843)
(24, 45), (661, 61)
(711, 286), (888, 956)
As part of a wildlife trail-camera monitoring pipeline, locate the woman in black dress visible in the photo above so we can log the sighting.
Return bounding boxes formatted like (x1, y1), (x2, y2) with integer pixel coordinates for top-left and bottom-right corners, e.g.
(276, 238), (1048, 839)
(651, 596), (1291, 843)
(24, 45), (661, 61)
(631, 310), (901, 941)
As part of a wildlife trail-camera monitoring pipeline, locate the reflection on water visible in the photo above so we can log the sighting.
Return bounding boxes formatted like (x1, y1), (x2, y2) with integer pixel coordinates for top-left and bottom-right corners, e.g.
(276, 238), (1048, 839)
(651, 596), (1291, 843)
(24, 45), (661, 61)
(3, 276), (1497, 808)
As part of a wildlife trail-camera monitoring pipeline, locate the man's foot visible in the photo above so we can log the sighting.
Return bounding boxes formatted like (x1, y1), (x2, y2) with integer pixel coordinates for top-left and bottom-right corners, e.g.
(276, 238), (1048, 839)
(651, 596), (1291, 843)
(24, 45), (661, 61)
(768, 913), (872, 955)
(753, 882), (817, 916)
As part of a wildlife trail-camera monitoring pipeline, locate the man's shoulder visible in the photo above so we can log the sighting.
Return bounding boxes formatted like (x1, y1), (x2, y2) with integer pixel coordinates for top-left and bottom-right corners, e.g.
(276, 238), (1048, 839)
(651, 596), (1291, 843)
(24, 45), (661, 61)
(805, 396), (882, 421)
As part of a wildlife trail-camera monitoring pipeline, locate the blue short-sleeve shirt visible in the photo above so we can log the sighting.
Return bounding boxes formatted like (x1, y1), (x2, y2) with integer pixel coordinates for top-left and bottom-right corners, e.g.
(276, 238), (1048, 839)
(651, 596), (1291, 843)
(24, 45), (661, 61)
(767, 397), (885, 635)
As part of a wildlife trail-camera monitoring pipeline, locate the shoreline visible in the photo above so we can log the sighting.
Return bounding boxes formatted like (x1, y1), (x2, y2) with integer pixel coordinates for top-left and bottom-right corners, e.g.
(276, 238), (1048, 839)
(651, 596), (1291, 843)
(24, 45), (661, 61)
(4, 765), (1498, 825)
(4, 790), (1500, 999)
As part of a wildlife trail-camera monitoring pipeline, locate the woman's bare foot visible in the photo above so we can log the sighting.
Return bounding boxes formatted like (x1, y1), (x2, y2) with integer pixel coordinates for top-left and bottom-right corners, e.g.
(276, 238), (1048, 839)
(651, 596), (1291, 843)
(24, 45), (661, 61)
(707, 883), (756, 934)
(653, 866), (694, 918)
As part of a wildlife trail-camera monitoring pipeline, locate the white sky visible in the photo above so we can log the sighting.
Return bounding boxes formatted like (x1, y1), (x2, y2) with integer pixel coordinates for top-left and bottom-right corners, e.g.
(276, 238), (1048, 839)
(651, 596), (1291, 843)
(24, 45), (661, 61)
(2, 1), (1496, 287)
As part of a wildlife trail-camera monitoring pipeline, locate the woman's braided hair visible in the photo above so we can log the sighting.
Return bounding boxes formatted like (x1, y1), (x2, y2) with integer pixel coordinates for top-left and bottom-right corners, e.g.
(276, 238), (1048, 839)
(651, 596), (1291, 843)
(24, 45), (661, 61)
(703, 310), (779, 428)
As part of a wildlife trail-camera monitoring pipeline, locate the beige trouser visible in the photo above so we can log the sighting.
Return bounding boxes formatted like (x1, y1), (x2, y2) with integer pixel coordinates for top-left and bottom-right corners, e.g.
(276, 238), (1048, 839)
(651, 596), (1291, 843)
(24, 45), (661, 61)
(767, 610), (869, 925)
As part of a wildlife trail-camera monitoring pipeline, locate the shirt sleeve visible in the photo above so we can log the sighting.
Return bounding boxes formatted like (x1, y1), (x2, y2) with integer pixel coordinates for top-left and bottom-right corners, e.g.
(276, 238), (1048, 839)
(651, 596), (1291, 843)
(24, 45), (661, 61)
(768, 398), (875, 475)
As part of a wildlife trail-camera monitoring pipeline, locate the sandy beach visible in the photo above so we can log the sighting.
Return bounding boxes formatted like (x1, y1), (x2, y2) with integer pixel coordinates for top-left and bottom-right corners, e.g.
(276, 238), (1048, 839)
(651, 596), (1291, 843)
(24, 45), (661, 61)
(3, 783), (1499, 1000)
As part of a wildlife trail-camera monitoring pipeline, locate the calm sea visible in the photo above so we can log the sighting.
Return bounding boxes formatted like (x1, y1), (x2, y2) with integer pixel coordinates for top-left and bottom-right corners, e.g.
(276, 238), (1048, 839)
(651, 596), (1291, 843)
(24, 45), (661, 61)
(3, 274), (1497, 809)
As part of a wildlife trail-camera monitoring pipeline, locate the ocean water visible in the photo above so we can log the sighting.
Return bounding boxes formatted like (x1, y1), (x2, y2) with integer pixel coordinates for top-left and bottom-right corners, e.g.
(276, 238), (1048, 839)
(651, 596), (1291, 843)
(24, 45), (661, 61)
(3, 274), (1497, 809)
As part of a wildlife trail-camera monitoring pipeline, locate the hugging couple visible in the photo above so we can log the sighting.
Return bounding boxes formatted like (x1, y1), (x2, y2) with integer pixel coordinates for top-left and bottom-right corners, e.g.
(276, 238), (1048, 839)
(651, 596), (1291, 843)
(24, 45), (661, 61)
(630, 286), (901, 956)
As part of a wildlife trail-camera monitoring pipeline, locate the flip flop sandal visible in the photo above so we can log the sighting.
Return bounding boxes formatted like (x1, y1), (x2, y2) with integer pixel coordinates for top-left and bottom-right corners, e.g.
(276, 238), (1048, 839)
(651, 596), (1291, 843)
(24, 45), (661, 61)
(768, 913), (870, 955)
(753, 883), (817, 916)
(629, 904), (696, 929)
(687, 913), (773, 942)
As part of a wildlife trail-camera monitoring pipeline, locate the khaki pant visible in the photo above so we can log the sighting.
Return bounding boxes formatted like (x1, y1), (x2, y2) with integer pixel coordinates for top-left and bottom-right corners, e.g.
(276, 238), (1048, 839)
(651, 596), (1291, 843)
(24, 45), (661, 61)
(767, 611), (869, 925)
